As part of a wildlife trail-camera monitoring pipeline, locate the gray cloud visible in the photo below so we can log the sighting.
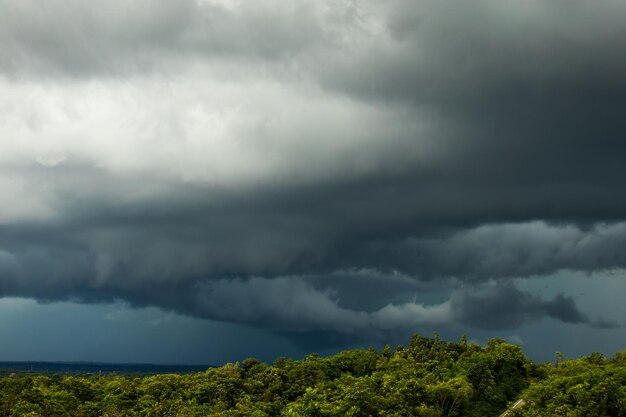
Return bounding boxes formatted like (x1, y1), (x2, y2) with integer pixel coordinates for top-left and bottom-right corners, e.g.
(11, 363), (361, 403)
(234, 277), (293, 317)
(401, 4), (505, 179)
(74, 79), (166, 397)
(0, 0), (330, 76)
(451, 282), (615, 330)
(1, 0), (625, 343)
(352, 222), (626, 281)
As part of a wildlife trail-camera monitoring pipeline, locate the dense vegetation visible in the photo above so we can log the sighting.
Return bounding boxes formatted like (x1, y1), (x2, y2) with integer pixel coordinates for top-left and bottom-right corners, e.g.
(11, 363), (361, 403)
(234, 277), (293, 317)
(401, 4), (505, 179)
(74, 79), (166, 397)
(512, 350), (626, 417)
(0, 334), (623, 416)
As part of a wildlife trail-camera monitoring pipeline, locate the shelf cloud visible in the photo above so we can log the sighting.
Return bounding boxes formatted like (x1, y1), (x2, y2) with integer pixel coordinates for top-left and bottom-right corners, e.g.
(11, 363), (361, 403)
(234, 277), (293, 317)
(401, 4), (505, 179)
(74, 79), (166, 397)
(1, 0), (625, 345)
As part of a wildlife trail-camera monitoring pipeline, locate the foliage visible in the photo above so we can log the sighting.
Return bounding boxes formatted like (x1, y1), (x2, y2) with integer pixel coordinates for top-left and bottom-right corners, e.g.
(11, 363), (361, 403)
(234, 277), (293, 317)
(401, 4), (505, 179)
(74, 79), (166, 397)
(512, 349), (626, 417)
(0, 335), (621, 416)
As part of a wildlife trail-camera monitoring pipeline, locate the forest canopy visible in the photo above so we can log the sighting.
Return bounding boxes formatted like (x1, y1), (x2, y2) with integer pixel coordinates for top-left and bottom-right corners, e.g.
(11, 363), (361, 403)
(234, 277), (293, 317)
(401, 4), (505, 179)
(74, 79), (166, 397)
(1, 335), (624, 417)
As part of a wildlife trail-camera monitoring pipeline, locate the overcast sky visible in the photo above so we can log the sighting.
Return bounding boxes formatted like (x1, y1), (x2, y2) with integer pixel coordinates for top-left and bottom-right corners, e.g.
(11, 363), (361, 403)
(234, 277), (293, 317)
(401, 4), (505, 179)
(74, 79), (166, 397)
(1, 0), (625, 365)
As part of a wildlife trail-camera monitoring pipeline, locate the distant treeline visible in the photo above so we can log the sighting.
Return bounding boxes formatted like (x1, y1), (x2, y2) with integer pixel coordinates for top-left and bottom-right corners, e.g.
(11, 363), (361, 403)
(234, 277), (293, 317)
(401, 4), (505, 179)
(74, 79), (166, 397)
(0, 334), (624, 416)
(0, 362), (211, 376)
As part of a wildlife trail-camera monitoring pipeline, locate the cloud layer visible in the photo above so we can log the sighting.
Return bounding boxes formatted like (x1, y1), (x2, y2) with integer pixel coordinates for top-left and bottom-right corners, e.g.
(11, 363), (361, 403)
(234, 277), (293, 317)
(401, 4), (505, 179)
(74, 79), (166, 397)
(1, 0), (625, 340)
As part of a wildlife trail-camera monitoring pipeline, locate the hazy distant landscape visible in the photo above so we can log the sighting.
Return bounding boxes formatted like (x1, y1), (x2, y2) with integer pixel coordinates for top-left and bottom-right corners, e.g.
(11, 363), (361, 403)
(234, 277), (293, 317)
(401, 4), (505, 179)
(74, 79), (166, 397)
(0, 362), (211, 376)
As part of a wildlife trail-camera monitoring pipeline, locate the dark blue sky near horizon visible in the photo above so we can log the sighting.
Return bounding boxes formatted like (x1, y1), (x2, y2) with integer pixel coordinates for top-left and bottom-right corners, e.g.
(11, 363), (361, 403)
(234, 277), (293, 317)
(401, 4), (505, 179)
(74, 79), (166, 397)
(1, 0), (626, 365)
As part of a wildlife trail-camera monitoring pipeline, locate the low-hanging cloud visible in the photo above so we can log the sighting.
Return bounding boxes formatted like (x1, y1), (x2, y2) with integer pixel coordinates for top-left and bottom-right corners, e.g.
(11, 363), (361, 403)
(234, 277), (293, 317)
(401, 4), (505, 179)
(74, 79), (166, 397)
(193, 276), (453, 334)
(1, 0), (626, 341)
(451, 282), (616, 331)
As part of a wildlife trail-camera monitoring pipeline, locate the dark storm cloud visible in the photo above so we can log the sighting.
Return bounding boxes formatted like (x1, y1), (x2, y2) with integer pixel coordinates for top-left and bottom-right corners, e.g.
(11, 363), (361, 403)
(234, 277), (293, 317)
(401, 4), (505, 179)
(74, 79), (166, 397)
(347, 222), (626, 281)
(2, 164), (626, 333)
(1, 0), (626, 339)
(451, 282), (616, 330)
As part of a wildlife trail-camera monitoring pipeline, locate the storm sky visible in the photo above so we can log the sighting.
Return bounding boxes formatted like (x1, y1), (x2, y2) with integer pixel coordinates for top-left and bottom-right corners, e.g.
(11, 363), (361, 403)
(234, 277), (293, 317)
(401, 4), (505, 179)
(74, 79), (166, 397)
(1, 0), (625, 364)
